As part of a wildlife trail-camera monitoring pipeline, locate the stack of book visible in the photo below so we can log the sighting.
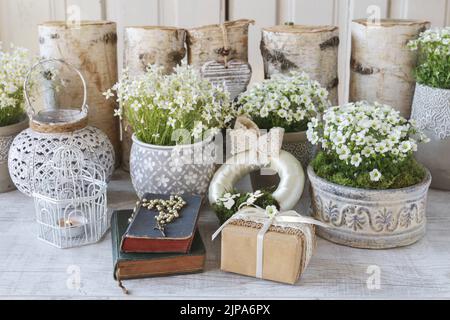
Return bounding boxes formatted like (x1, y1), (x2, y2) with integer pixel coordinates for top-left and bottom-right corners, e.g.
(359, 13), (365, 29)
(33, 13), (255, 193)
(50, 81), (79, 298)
(111, 193), (206, 292)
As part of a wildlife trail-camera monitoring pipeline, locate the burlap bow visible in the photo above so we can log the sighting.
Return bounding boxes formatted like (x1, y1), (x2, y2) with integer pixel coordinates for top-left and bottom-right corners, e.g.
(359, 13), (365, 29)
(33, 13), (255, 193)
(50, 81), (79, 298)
(229, 116), (284, 164)
(212, 205), (329, 279)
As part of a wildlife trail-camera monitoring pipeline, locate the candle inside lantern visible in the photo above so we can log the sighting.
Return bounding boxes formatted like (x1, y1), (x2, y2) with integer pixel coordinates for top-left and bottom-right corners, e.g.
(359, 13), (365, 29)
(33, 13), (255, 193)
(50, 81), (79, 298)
(57, 215), (88, 239)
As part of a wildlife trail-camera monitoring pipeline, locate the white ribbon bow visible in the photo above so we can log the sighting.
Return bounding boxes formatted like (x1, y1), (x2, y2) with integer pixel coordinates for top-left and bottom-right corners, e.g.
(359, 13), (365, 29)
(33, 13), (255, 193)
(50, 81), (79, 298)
(212, 205), (329, 279)
(229, 116), (284, 164)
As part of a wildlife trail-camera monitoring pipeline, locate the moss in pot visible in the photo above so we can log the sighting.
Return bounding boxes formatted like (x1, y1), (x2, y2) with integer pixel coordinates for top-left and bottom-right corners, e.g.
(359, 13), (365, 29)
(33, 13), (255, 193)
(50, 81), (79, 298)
(307, 101), (431, 249)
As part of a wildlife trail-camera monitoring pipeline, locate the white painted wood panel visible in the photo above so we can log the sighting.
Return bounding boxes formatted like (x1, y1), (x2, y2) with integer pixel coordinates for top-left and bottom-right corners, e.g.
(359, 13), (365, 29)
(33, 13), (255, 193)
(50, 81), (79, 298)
(229, 0), (277, 83)
(390, 0), (448, 26)
(161, 0), (222, 27)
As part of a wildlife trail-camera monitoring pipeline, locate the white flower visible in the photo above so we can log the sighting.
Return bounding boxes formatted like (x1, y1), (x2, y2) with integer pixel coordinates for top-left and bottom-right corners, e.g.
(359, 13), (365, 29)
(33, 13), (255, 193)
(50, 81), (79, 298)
(265, 205), (278, 217)
(218, 192), (240, 210)
(361, 146), (373, 157)
(369, 169), (382, 182)
(399, 141), (412, 153)
(102, 88), (114, 100)
(336, 145), (350, 160)
(168, 117), (176, 128)
(350, 153), (362, 167)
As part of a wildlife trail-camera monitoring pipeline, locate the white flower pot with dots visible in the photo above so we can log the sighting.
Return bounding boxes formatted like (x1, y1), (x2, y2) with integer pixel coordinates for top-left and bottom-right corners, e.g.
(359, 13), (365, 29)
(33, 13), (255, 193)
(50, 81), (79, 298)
(8, 59), (115, 196)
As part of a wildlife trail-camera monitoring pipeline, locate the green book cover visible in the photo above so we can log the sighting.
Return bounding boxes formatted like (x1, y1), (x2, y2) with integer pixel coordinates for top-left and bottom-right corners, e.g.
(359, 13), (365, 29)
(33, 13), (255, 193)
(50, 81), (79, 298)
(111, 210), (206, 281)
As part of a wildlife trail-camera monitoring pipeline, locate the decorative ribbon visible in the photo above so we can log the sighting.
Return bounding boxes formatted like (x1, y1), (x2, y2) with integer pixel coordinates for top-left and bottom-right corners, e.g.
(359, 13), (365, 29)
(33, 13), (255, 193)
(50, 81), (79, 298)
(220, 24), (230, 68)
(212, 205), (329, 279)
(229, 116), (284, 165)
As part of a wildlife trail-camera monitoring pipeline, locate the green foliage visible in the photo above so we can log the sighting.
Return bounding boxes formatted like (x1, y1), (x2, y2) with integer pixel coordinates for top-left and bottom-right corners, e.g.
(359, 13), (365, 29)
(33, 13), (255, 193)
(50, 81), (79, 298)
(311, 151), (426, 189)
(213, 189), (279, 224)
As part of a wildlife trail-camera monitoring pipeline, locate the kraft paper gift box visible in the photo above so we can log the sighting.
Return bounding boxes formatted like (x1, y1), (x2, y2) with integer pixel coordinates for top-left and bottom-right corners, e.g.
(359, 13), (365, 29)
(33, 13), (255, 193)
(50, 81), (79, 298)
(219, 220), (316, 285)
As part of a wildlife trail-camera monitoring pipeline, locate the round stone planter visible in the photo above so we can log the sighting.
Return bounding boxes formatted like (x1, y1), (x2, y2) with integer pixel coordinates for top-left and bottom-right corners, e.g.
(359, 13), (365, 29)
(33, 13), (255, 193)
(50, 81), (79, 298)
(130, 134), (217, 198)
(0, 117), (29, 193)
(410, 83), (450, 190)
(250, 130), (314, 191)
(308, 165), (431, 249)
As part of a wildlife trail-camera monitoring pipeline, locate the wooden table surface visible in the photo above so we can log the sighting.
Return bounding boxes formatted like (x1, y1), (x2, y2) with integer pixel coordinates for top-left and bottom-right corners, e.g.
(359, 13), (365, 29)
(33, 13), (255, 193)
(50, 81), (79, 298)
(1, 169), (450, 299)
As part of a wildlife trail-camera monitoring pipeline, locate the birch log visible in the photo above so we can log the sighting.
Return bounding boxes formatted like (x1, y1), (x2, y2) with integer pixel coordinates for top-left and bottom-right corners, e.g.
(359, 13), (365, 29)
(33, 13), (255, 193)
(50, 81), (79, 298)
(186, 19), (254, 70)
(121, 26), (186, 171)
(261, 25), (339, 105)
(38, 21), (120, 165)
(350, 19), (430, 118)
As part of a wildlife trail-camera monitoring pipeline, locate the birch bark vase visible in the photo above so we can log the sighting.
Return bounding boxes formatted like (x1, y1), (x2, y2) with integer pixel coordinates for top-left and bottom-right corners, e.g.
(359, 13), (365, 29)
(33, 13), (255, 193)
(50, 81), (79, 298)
(38, 21), (120, 164)
(350, 19), (430, 118)
(186, 19), (254, 70)
(122, 26), (186, 171)
(260, 25), (339, 105)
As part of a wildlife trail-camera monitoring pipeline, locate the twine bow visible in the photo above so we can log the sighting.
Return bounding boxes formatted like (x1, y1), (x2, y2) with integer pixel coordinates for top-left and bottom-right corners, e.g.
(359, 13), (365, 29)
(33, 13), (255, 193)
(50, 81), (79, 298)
(229, 116), (284, 164)
(212, 205), (329, 279)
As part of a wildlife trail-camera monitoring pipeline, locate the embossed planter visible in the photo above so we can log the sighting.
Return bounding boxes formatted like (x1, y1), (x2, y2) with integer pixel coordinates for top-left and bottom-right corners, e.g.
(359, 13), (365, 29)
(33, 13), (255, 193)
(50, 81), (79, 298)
(250, 131), (314, 191)
(0, 117), (28, 193)
(130, 134), (216, 198)
(411, 83), (450, 190)
(308, 165), (431, 249)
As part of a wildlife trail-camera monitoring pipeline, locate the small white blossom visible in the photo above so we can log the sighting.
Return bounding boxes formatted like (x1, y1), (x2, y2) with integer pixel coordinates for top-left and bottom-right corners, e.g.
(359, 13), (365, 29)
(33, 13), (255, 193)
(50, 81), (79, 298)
(369, 169), (382, 182)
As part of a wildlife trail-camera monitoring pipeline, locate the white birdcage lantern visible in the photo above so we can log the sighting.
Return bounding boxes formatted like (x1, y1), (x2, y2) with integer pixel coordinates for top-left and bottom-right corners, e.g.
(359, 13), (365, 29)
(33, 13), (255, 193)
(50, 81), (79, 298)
(8, 59), (115, 196)
(32, 145), (108, 248)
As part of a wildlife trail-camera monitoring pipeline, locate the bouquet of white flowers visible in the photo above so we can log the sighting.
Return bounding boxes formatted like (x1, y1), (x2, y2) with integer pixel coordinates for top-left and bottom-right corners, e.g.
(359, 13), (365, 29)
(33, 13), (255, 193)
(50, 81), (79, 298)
(236, 71), (329, 132)
(106, 64), (235, 146)
(307, 101), (429, 189)
(0, 43), (32, 127)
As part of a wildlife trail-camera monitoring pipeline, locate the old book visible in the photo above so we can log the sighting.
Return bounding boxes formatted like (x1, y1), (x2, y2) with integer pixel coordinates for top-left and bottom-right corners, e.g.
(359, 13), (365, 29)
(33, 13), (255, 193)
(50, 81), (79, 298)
(121, 193), (203, 253)
(112, 210), (206, 285)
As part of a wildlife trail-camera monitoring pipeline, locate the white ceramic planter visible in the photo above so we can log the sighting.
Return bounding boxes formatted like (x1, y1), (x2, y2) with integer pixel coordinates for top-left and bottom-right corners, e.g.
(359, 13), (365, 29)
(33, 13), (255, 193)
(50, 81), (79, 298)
(250, 130), (314, 190)
(411, 83), (450, 190)
(130, 134), (217, 198)
(0, 117), (28, 193)
(308, 165), (431, 249)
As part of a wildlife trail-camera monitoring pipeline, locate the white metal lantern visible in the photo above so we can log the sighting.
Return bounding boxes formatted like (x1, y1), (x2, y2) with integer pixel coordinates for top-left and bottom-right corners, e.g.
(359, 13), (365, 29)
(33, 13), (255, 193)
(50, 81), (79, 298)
(33, 146), (108, 248)
(8, 59), (115, 196)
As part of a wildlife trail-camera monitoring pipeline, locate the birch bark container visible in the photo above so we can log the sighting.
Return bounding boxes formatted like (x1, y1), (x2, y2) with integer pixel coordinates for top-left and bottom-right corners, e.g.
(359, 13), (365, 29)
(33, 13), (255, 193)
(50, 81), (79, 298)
(350, 19), (430, 118)
(186, 19), (254, 70)
(121, 26), (187, 171)
(38, 21), (120, 164)
(260, 25), (339, 105)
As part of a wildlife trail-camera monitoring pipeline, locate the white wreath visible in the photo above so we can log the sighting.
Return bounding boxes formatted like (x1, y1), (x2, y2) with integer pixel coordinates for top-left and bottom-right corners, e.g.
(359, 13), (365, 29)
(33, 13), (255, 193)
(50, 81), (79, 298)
(208, 116), (305, 211)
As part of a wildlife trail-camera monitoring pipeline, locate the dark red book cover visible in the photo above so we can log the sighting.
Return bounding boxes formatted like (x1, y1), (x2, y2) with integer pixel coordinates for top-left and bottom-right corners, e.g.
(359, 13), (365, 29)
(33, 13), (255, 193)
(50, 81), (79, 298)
(120, 193), (203, 253)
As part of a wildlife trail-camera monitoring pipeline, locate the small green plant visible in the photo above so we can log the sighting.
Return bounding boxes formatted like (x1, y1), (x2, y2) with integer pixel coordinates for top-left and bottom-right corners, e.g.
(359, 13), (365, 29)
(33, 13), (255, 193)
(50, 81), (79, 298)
(106, 64), (235, 146)
(307, 101), (428, 189)
(213, 189), (279, 224)
(0, 43), (32, 127)
(236, 71), (329, 132)
(408, 27), (450, 89)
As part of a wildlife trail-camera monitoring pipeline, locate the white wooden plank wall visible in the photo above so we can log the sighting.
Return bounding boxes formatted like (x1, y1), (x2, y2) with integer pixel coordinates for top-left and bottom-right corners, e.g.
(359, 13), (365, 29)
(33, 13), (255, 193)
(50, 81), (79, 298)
(1, 0), (449, 103)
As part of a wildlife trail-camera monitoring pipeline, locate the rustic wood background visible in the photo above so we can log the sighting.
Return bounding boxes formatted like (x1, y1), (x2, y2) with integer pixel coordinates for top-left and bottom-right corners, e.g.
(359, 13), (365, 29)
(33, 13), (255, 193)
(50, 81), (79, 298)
(1, 0), (449, 105)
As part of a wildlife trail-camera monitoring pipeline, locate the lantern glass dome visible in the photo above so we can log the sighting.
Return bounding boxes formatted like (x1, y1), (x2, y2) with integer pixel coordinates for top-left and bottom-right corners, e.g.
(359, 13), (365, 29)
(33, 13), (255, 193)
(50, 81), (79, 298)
(25, 59), (87, 125)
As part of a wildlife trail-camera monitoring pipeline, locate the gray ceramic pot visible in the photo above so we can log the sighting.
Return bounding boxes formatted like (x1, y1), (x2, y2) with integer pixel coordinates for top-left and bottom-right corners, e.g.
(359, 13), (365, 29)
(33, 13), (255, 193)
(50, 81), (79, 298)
(308, 165), (431, 249)
(0, 116), (28, 193)
(411, 83), (450, 190)
(130, 134), (217, 198)
(250, 130), (314, 191)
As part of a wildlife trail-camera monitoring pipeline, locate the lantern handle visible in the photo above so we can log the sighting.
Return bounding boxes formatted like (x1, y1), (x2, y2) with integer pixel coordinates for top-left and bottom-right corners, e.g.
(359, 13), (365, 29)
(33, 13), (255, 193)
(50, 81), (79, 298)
(23, 58), (88, 119)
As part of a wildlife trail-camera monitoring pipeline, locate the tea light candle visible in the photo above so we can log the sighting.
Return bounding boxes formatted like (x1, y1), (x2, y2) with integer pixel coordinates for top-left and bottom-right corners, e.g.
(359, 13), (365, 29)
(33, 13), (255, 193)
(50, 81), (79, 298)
(57, 215), (88, 238)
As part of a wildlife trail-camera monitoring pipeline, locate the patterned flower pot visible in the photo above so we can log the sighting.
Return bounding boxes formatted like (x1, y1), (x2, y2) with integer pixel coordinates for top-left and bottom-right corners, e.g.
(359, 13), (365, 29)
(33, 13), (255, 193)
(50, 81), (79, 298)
(250, 131), (314, 191)
(411, 83), (450, 190)
(130, 134), (217, 198)
(0, 117), (28, 193)
(308, 165), (431, 249)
